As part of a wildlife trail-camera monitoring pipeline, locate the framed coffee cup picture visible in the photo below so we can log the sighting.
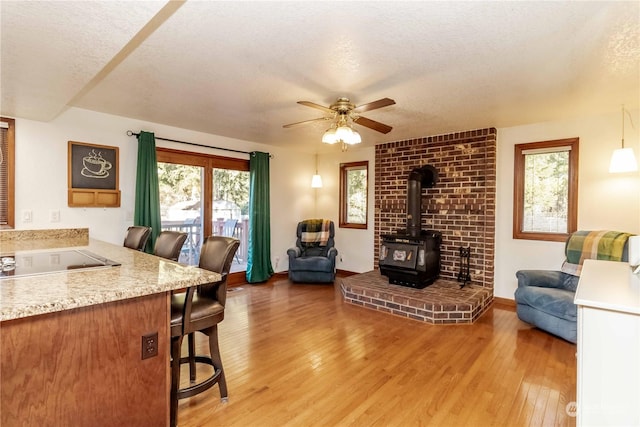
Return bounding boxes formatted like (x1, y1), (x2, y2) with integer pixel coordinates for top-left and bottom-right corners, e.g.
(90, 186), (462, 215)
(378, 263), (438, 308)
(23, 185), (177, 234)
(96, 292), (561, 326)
(68, 141), (121, 207)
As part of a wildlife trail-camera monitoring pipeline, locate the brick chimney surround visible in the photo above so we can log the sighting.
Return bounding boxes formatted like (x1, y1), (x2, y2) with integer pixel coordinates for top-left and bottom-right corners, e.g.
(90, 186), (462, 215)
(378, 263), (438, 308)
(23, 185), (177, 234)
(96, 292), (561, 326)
(340, 128), (497, 324)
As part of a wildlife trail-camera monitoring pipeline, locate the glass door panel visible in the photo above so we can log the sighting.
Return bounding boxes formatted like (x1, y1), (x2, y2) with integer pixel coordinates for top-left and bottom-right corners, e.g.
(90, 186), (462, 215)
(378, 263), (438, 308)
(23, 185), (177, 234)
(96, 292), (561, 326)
(212, 168), (250, 272)
(158, 162), (204, 265)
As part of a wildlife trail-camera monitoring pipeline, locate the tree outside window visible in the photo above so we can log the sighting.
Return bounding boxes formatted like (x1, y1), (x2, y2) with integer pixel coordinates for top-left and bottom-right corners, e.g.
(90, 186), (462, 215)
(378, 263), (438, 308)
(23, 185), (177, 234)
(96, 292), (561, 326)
(339, 161), (368, 229)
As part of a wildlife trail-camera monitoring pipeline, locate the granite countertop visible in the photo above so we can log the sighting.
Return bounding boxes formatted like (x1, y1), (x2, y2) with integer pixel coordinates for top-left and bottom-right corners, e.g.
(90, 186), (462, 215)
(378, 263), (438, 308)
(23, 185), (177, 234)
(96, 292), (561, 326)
(1, 231), (221, 322)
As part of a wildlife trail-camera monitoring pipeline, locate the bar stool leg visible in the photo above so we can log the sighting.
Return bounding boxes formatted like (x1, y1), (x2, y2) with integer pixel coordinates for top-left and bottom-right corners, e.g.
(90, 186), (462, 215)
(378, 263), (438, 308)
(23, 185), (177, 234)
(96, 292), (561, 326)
(207, 325), (228, 401)
(188, 332), (196, 383)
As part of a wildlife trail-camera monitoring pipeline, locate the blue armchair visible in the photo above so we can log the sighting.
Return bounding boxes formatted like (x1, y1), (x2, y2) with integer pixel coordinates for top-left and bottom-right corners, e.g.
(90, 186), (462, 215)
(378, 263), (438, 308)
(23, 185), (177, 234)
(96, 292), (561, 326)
(287, 219), (338, 283)
(515, 230), (632, 343)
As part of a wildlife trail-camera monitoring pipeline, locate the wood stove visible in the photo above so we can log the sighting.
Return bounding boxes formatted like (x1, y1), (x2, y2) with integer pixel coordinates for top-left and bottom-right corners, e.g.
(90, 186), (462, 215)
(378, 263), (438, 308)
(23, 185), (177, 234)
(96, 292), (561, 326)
(379, 165), (442, 289)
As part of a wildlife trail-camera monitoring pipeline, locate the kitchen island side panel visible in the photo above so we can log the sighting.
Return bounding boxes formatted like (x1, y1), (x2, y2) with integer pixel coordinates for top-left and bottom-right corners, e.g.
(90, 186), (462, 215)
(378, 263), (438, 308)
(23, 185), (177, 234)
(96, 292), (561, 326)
(1, 292), (169, 427)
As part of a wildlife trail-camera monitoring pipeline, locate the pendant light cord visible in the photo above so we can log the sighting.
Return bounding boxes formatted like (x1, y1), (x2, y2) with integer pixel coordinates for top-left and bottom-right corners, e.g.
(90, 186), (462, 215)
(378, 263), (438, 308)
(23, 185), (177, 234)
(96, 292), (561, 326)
(622, 105), (636, 149)
(622, 105), (625, 148)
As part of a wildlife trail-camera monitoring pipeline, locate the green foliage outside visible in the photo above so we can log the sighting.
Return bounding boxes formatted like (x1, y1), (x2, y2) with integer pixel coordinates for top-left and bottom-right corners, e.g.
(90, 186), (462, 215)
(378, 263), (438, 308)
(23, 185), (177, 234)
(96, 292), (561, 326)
(213, 168), (249, 215)
(157, 163), (249, 218)
(523, 151), (569, 232)
(347, 168), (367, 223)
(157, 163), (201, 217)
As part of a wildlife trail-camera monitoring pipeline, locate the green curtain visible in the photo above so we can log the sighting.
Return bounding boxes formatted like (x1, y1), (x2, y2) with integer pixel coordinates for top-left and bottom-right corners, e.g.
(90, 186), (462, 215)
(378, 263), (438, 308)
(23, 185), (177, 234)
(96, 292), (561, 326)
(134, 131), (162, 253)
(246, 151), (274, 283)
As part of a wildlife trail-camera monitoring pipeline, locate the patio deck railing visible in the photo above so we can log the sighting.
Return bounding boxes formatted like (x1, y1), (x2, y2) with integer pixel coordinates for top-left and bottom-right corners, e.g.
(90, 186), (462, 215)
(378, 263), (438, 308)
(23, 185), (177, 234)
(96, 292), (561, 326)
(161, 219), (248, 268)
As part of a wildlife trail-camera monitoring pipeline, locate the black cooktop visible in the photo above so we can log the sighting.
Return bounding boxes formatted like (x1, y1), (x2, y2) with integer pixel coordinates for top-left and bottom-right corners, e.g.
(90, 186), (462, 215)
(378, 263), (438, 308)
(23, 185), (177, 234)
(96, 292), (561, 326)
(1, 249), (121, 279)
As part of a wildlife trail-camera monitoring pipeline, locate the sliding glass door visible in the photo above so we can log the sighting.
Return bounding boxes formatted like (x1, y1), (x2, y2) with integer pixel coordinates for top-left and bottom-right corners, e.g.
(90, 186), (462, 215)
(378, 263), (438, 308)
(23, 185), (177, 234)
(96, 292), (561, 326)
(156, 148), (249, 273)
(157, 162), (204, 264)
(212, 168), (249, 269)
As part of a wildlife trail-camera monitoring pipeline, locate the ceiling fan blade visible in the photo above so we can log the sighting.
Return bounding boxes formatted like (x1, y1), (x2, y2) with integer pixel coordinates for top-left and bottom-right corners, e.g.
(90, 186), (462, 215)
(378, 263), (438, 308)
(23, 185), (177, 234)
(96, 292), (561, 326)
(353, 97), (396, 113)
(353, 116), (393, 134)
(282, 117), (330, 128)
(297, 101), (335, 114)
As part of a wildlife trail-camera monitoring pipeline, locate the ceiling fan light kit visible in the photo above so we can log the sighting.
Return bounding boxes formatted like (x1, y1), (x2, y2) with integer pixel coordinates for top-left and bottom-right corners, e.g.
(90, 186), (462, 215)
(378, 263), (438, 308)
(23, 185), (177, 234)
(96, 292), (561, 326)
(321, 125), (338, 144)
(284, 97), (395, 148)
(333, 123), (361, 145)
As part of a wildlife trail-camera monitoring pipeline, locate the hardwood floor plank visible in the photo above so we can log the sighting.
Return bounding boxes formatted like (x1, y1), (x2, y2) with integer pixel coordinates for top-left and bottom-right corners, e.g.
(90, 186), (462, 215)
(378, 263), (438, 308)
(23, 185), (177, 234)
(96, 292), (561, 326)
(176, 279), (576, 426)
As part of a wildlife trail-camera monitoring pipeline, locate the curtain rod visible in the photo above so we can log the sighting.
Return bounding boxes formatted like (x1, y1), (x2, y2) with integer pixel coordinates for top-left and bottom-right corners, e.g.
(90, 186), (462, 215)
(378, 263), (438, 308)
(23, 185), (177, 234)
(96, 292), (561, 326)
(126, 130), (271, 157)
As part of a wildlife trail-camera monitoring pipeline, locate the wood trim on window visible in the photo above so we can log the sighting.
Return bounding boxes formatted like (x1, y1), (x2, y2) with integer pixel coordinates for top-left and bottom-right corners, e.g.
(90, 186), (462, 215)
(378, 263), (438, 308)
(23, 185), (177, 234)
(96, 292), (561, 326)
(513, 137), (579, 242)
(0, 117), (15, 229)
(156, 147), (249, 171)
(339, 161), (368, 229)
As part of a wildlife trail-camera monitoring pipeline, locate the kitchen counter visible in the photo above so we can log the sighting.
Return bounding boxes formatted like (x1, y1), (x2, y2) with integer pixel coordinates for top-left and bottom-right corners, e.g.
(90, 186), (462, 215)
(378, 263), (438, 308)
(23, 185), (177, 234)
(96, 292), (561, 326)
(1, 233), (220, 321)
(1, 228), (222, 427)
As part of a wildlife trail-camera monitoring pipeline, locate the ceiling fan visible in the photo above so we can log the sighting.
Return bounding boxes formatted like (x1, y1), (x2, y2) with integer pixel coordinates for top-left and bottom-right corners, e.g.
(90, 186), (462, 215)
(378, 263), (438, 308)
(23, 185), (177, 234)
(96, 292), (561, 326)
(283, 97), (396, 137)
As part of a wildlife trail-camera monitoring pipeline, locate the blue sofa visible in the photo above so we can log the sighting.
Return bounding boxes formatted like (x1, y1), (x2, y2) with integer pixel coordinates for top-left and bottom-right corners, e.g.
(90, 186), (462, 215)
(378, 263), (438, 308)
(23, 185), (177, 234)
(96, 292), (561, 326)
(287, 219), (338, 283)
(515, 230), (631, 343)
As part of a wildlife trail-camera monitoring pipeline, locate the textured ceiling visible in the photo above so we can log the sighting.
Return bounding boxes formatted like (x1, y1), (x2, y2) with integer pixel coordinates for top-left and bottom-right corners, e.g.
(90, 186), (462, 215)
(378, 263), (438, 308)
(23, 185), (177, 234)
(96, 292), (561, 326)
(1, 1), (639, 153)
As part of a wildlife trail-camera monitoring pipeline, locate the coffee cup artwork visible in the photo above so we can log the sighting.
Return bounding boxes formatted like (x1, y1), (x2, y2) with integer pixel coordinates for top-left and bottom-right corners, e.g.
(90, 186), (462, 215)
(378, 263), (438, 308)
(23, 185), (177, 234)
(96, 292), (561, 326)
(68, 141), (120, 207)
(81, 149), (112, 179)
(69, 141), (118, 190)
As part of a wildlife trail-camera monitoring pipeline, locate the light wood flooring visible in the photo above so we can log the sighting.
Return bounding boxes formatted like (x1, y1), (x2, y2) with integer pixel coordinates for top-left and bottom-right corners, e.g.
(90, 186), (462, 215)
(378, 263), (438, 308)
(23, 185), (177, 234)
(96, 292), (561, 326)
(177, 276), (577, 427)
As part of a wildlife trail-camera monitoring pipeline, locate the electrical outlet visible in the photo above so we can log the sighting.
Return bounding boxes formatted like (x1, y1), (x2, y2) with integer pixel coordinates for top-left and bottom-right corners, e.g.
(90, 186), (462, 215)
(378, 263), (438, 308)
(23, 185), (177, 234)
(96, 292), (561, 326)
(22, 210), (32, 223)
(275, 256), (280, 268)
(50, 210), (60, 222)
(141, 332), (158, 360)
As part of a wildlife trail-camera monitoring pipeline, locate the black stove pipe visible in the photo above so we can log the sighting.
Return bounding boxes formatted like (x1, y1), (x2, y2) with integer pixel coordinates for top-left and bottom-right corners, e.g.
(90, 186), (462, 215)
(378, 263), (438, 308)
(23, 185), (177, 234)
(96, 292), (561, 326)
(406, 165), (438, 238)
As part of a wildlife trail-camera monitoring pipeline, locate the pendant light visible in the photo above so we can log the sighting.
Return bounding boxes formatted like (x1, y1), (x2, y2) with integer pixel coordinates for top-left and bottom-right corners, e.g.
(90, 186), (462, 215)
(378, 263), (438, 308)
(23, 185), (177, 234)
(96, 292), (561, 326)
(609, 105), (638, 173)
(311, 153), (323, 188)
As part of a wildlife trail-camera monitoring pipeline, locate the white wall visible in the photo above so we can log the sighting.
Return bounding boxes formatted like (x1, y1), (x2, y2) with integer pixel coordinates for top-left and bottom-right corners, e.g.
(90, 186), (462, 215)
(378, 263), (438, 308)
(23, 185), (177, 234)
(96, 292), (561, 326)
(311, 109), (640, 296)
(315, 145), (376, 273)
(12, 107), (640, 289)
(312, 109), (640, 290)
(495, 109), (640, 299)
(13, 107), (316, 273)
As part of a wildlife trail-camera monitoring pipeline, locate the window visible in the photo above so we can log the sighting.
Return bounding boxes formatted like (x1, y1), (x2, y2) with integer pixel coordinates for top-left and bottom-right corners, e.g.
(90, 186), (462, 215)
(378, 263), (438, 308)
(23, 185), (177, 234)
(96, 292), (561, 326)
(513, 138), (579, 242)
(0, 117), (15, 229)
(339, 161), (368, 229)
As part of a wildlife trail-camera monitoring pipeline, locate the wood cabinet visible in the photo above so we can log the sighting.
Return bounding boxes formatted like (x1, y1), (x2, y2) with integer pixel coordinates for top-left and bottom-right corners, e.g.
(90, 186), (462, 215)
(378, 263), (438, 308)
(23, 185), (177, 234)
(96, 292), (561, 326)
(575, 260), (640, 426)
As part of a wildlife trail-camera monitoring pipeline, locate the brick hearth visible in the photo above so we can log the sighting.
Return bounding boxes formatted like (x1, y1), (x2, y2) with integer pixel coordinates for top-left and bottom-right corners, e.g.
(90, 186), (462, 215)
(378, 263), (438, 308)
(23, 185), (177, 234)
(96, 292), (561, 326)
(340, 270), (493, 324)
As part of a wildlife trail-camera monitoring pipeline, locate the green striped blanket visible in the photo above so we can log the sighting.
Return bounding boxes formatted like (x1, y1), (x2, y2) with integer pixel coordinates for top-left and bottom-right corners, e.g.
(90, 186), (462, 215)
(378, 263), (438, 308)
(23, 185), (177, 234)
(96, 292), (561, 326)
(561, 230), (632, 276)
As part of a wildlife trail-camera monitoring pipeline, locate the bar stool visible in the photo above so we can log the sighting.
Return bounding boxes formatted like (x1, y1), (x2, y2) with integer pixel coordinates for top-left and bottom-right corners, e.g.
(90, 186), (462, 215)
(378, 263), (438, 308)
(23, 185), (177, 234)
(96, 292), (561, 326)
(170, 236), (239, 427)
(123, 226), (152, 252)
(154, 231), (188, 262)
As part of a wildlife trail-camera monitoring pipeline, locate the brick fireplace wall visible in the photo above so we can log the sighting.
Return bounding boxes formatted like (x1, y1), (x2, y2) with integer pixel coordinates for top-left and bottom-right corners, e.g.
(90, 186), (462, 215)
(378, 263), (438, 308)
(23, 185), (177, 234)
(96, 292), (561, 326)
(374, 128), (497, 288)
